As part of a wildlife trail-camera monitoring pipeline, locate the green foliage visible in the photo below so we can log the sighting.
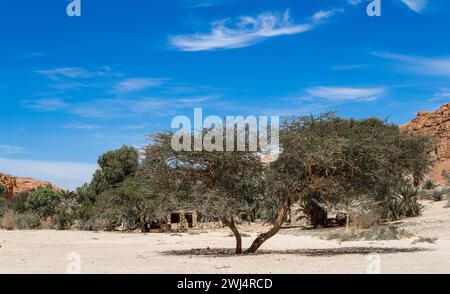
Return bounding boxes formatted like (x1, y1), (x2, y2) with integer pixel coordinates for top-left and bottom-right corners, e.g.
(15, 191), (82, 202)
(0, 184), (6, 198)
(422, 179), (436, 190)
(25, 188), (61, 219)
(389, 181), (424, 220)
(275, 114), (433, 224)
(93, 146), (139, 193)
(429, 190), (445, 201)
(96, 180), (150, 230)
(6, 191), (30, 214)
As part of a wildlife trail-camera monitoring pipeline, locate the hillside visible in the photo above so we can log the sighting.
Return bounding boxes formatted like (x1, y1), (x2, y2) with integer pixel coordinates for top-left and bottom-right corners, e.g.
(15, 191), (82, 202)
(0, 173), (61, 201)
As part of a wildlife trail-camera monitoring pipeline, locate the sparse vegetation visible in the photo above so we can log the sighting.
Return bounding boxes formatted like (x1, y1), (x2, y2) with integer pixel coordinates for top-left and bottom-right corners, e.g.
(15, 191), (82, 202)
(326, 225), (413, 242)
(412, 236), (438, 244)
(422, 179), (436, 190)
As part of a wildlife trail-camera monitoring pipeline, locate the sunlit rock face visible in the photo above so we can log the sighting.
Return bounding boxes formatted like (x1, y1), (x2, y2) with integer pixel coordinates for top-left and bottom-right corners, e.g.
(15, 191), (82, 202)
(401, 103), (450, 185)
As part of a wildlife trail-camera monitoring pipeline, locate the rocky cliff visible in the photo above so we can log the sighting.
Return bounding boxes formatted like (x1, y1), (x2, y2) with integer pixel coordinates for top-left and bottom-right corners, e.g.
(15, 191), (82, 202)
(0, 173), (61, 201)
(401, 103), (450, 185)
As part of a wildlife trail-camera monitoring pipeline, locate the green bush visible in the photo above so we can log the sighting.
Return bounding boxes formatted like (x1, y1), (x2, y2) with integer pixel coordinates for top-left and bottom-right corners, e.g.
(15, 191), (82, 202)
(6, 191), (30, 213)
(422, 179), (436, 190)
(389, 181), (424, 220)
(0, 184), (6, 198)
(25, 188), (62, 219)
(14, 211), (41, 229)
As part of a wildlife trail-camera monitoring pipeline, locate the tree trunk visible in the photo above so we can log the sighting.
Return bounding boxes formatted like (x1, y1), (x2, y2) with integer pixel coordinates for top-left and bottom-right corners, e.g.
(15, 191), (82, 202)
(221, 217), (242, 254)
(140, 215), (148, 233)
(345, 213), (350, 232)
(245, 195), (291, 254)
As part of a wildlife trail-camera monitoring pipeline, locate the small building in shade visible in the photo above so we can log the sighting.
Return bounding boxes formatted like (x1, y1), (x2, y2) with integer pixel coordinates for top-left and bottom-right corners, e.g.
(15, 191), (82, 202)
(167, 210), (197, 231)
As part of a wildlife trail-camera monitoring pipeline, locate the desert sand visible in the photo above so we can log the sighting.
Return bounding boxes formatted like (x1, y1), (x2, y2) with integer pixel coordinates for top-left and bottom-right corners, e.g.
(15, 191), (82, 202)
(1, 200), (449, 274)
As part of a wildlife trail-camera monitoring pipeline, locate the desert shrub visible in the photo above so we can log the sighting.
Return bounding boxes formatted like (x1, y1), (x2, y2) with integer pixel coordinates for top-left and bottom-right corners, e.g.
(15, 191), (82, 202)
(74, 203), (97, 230)
(412, 236), (438, 244)
(1, 210), (16, 230)
(14, 211), (41, 229)
(0, 184), (6, 198)
(389, 181), (424, 220)
(258, 191), (285, 225)
(350, 201), (382, 229)
(6, 191), (30, 213)
(25, 188), (61, 219)
(326, 225), (412, 242)
(54, 209), (74, 230)
(429, 189), (445, 201)
(422, 179), (436, 190)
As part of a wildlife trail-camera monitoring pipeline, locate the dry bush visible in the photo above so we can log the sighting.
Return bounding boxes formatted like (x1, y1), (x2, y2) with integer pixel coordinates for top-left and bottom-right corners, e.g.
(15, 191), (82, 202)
(348, 200), (382, 229)
(326, 225), (412, 242)
(412, 236), (438, 244)
(1, 210), (16, 230)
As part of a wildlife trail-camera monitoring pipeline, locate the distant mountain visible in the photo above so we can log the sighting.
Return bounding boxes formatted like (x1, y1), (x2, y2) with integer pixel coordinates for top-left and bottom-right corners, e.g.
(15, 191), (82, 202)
(401, 103), (450, 185)
(0, 172), (62, 201)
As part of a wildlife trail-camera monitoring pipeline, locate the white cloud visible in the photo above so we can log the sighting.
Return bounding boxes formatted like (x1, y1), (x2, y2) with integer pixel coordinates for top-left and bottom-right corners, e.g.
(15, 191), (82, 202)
(429, 88), (450, 102)
(400, 0), (428, 13)
(0, 158), (97, 190)
(330, 64), (369, 71)
(35, 67), (118, 81)
(169, 9), (341, 51)
(63, 122), (104, 130)
(306, 87), (385, 102)
(0, 145), (27, 155)
(21, 98), (69, 111)
(374, 52), (450, 77)
(113, 78), (165, 93)
(36, 67), (93, 80)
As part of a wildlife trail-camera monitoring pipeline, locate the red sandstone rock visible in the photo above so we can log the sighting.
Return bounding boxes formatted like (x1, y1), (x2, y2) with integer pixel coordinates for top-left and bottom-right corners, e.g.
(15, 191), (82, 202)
(401, 103), (450, 185)
(0, 173), (61, 201)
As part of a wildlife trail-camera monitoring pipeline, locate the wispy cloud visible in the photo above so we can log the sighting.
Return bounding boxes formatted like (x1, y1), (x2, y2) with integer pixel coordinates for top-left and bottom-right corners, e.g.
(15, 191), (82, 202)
(17, 52), (45, 60)
(306, 87), (385, 102)
(21, 98), (70, 111)
(0, 158), (97, 190)
(35, 67), (118, 81)
(113, 78), (165, 93)
(429, 88), (450, 102)
(23, 96), (218, 119)
(36, 67), (93, 80)
(400, 0), (428, 13)
(330, 64), (369, 71)
(63, 122), (104, 130)
(0, 145), (27, 155)
(374, 52), (450, 77)
(169, 9), (342, 51)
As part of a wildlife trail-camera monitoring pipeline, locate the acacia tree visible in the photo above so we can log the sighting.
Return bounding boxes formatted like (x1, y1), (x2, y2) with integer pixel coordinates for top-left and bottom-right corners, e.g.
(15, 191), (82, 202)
(142, 132), (264, 254)
(142, 114), (433, 254)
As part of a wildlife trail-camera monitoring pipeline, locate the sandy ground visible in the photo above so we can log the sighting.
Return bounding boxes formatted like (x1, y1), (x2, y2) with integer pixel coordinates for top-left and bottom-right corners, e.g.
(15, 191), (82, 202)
(1, 200), (449, 274)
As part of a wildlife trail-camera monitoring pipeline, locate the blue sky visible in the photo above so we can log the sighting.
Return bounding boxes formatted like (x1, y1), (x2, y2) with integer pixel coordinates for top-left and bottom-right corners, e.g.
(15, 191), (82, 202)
(1, 0), (449, 189)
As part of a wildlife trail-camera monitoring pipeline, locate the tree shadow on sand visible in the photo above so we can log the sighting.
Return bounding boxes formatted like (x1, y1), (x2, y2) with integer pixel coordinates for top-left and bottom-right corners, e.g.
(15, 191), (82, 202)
(162, 247), (429, 257)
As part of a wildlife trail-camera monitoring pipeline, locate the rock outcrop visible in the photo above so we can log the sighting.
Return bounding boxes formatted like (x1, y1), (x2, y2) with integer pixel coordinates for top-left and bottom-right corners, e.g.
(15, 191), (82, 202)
(401, 103), (450, 185)
(0, 173), (61, 201)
